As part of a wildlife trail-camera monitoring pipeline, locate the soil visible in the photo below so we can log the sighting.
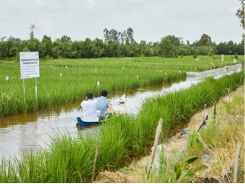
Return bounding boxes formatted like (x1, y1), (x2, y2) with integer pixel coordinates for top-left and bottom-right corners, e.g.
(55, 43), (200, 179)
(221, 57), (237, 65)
(94, 85), (244, 183)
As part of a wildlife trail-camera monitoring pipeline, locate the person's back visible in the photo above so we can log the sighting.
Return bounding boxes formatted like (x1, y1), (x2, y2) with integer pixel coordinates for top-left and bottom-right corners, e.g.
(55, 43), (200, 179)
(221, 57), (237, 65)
(96, 90), (114, 119)
(81, 92), (99, 122)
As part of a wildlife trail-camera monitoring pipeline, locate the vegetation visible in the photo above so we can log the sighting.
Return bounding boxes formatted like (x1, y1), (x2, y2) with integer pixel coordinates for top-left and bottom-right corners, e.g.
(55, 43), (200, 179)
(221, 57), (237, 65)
(236, 0), (244, 29)
(148, 85), (244, 183)
(0, 71), (243, 182)
(0, 56), (242, 117)
(0, 27), (243, 60)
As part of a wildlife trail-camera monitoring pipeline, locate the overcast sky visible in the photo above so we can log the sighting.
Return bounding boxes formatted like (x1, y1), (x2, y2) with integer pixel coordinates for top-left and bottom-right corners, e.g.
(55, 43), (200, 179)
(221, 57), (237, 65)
(1, 0), (243, 44)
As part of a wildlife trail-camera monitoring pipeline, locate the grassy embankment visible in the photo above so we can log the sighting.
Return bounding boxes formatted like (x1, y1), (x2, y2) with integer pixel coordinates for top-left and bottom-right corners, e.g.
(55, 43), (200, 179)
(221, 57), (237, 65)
(0, 69), (243, 182)
(147, 85), (244, 183)
(0, 55), (241, 117)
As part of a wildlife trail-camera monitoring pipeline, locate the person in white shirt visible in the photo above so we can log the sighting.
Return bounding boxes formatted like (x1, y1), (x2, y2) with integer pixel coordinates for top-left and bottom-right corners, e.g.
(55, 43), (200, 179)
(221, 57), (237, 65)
(81, 92), (99, 122)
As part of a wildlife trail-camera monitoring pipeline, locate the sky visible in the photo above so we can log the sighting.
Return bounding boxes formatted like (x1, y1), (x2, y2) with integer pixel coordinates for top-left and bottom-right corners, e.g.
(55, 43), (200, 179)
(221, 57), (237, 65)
(0, 0), (243, 44)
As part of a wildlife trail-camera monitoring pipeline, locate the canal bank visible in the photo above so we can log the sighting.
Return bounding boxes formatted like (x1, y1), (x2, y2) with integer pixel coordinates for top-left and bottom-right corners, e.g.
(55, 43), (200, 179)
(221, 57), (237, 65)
(0, 69), (243, 182)
(94, 85), (244, 183)
(0, 64), (242, 161)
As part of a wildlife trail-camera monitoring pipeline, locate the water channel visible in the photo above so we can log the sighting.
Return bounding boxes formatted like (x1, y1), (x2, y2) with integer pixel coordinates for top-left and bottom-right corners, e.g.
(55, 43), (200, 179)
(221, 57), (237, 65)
(0, 64), (242, 160)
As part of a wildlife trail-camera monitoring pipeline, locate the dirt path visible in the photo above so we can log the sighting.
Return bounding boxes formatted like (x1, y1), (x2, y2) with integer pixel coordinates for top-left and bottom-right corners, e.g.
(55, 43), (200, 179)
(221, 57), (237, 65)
(95, 85), (244, 183)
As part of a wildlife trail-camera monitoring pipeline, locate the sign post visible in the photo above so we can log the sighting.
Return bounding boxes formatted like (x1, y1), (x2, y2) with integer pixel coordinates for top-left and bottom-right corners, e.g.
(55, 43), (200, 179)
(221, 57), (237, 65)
(20, 52), (40, 110)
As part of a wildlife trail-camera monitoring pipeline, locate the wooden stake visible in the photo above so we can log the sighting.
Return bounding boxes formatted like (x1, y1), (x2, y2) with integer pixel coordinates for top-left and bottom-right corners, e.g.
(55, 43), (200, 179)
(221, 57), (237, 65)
(91, 145), (100, 182)
(233, 142), (241, 183)
(147, 118), (163, 180)
(213, 101), (217, 121)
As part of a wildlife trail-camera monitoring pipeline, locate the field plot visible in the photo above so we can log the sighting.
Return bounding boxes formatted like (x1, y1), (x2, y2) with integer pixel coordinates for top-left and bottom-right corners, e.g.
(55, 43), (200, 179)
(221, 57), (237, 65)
(0, 56), (241, 117)
(0, 62), (243, 182)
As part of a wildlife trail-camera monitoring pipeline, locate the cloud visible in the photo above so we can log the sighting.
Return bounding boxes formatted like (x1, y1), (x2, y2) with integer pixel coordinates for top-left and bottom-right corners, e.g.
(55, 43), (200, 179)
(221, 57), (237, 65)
(87, 0), (99, 9)
(37, 15), (55, 36)
(34, 0), (44, 6)
(0, 0), (242, 43)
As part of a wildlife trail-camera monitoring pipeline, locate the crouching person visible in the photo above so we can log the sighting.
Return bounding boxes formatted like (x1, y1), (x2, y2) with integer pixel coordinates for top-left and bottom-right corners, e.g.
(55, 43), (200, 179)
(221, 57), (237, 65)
(96, 90), (115, 121)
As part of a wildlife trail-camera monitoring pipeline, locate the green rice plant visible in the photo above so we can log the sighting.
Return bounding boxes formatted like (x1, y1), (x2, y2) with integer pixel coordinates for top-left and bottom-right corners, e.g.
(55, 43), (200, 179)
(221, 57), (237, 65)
(7, 130), (100, 183)
(137, 71), (244, 139)
(0, 158), (19, 182)
(107, 115), (142, 153)
(16, 151), (48, 182)
(42, 131), (98, 182)
(95, 120), (127, 170)
(0, 71), (243, 183)
(0, 56), (242, 117)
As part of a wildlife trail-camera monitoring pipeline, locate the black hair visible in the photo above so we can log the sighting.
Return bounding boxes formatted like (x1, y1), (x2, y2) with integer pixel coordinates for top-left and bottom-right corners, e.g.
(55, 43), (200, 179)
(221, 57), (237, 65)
(87, 92), (93, 99)
(101, 90), (108, 97)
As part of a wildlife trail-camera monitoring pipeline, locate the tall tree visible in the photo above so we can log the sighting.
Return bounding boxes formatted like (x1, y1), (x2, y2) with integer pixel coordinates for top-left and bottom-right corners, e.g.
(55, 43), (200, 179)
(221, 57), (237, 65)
(40, 35), (53, 58)
(236, 0), (244, 29)
(159, 36), (174, 57)
(30, 31), (34, 40)
(103, 28), (110, 43)
(110, 29), (119, 42)
(197, 34), (212, 46)
(61, 35), (71, 43)
(120, 30), (127, 44)
(126, 27), (134, 44)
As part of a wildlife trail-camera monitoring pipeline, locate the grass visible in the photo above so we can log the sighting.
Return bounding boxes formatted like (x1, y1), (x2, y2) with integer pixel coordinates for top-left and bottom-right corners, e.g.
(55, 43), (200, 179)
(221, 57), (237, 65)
(147, 84), (244, 183)
(0, 61), (243, 182)
(0, 56), (242, 117)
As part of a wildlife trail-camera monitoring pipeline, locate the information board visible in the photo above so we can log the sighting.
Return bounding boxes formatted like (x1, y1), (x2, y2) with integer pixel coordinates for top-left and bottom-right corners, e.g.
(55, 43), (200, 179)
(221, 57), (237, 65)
(20, 52), (40, 79)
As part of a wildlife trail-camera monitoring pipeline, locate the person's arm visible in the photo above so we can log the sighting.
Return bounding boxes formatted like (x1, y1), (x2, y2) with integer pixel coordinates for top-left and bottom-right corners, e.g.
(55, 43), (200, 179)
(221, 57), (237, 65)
(108, 104), (115, 115)
(81, 96), (88, 109)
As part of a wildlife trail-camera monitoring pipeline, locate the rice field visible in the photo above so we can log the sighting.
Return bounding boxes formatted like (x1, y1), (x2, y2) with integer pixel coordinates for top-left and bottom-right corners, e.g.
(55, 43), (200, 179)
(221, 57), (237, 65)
(0, 55), (241, 117)
(0, 69), (243, 182)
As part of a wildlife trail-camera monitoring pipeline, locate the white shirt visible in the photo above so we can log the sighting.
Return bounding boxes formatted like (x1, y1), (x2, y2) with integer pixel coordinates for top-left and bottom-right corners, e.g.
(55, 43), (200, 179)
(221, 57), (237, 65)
(81, 99), (99, 122)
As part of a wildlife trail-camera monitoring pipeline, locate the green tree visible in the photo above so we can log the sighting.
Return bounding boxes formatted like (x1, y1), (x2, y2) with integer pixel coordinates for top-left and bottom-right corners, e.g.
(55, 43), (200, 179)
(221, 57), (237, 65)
(120, 30), (127, 44)
(8, 36), (21, 42)
(27, 31), (40, 52)
(110, 29), (120, 42)
(40, 35), (53, 58)
(103, 28), (121, 43)
(236, 0), (244, 29)
(52, 39), (62, 59)
(61, 35), (71, 43)
(126, 27), (135, 44)
(159, 35), (180, 57)
(139, 40), (146, 56)
(197, 34), (212, 46)
(103, 28), (110, 43)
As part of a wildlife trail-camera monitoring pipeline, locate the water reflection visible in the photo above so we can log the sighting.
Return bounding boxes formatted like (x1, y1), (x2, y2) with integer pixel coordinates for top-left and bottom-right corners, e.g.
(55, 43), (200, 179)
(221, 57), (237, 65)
(111, 80), (199, 115)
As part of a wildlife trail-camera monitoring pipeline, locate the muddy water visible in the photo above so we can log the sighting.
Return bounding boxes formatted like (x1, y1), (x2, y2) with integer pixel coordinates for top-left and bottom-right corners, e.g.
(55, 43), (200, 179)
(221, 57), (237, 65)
(0, 66), (241, 160)
(0, 79), (198, 160)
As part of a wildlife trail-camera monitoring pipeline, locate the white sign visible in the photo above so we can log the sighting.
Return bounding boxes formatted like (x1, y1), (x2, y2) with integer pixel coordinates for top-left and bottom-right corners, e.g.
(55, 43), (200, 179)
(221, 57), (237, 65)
(20, 52), (40, 79)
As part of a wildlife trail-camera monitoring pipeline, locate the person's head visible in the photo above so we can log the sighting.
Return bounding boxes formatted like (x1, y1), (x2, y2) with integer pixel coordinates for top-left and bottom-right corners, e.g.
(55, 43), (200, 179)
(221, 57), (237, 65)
(101, 90), (108, 97)
(87, 92), (93, 99)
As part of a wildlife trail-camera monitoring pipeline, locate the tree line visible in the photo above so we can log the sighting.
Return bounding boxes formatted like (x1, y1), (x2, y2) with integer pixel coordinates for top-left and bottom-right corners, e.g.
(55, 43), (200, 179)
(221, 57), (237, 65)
(0, 27), (243, 60)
